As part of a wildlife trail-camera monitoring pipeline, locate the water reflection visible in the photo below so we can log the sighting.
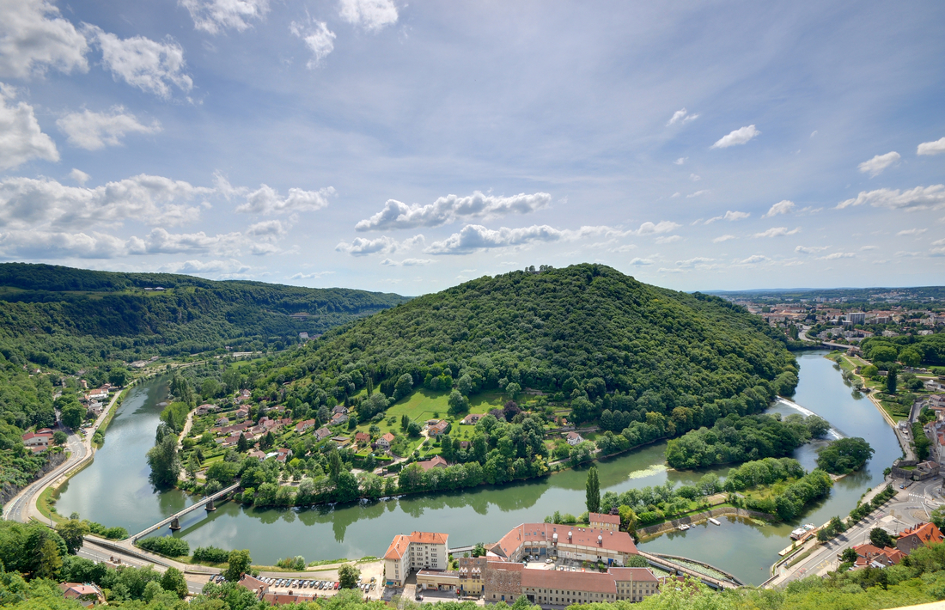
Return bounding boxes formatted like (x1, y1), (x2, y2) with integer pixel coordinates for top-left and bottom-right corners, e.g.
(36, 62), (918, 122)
(60, 352), (901, 587)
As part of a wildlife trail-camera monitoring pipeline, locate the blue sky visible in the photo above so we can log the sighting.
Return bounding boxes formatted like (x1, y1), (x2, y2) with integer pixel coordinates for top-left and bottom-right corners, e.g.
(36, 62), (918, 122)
(1, 0), (944, 294)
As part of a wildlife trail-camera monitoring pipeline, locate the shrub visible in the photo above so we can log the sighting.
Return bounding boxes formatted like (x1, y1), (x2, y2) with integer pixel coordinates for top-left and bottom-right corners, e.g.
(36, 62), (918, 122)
(193, 546), (230, 563)
(137, 536), (190, 557)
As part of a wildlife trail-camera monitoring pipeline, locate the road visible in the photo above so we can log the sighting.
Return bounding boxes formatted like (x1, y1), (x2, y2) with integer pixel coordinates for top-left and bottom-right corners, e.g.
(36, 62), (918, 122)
(768, 480), (939, 587)
(1, 383), (219, 596)
(4, 429), (87, 524)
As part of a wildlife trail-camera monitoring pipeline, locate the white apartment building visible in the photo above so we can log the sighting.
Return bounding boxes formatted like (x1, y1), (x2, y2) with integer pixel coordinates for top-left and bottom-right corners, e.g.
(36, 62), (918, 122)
(384, 531), (449, 587)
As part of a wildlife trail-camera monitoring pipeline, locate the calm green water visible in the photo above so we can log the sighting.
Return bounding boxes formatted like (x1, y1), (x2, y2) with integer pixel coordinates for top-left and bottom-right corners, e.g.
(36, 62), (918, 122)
(56, 352), (899, 585)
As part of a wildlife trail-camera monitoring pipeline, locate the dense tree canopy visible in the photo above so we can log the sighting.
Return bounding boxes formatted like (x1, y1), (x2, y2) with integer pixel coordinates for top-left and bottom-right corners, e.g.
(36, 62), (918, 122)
(816, 437), (874, 474)
(266, 264), (797, 436)
(665, 413), (825, 469)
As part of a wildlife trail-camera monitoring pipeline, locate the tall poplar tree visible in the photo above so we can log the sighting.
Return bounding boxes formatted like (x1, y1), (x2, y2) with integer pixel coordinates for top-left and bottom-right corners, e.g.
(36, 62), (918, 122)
(586, 466), (600, 514)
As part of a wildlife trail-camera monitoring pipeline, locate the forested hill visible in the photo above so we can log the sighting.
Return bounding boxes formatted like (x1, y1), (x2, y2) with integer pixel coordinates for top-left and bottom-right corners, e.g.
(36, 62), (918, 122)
(269, 264), (798, 423)
(0, 262), (409, 372)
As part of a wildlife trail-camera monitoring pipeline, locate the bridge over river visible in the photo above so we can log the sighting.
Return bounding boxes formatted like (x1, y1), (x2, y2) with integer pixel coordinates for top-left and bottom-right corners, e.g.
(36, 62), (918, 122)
(130, 483), (240, 542)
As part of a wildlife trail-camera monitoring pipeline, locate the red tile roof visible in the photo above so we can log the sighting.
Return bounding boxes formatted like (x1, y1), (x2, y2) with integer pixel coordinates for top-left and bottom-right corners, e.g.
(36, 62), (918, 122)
(419, 456), (448, 471)
(520, 569), (616, 594)
(589, 512), (621, 525)
(900, 522), (945, 546)
(384, 531), (449, 560)
(491, 523), (638, 559)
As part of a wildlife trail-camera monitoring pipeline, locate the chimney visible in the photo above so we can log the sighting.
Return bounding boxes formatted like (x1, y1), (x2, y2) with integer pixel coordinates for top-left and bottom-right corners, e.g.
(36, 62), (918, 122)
(568, 531), (573, 541)
(598, 535), (603, 545)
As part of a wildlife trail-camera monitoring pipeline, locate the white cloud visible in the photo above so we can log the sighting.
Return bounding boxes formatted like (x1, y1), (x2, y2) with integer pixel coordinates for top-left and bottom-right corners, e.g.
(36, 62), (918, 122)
(821, 252), (855, 260)
(0, 0), (89, 78)
(0, 229), (127, 258)
(712, 235), (735, 243)
(56, 107), (161, 150)
(754, 226), (800, 238)
(667, 108), (699, 126)
(160, 258), (250, 276)
(655, 235), (680, 244)
(858, 151), (900, 177)
(69, 169), (90, 185)
(711, 125), (760, 149)
(705, 210), (749, 224)
(690, 174), (701, 182)
(810, 130), (818, 138)
(425, 224), (565, 255)
(246, 219), (286, 238)
(142, 227), (231, 254)
(686, 190), (708, 198)
(635, 220), (680, 235)
(795, 245), (829, 254)
(763, 200), (795, 217)
(380, 258), (433, 267)
(739, 254), (769, 264)
(897, 228), (927, 236)
(917, 137), (945, 156)
(0, 174), (211, 230)
(424, 224), (629, 255)
(86, 26), (193, 99)
(355, 191), (551, 231)
(0, 86), (59, 169)
(339, 0), (398, 32)
(627, 257), (653, 266)
(675, 257), (713, 268)
(223, 175), (335, 214)
(290, 271), (334, 280)
(179, 0), (270, 34)
(336, 235), (399, 256)
(674, 157), (687, 165)
(933, 238), (945, 247)
(290, 21), (336, 68)
(837, 185), (945, 210)
(861, 245), (878, 250)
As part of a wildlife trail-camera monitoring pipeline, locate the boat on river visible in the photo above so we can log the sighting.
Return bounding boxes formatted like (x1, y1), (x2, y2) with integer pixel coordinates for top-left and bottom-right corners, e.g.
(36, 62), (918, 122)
(708, 518), (721, 526)
(677, 524), (690, 531)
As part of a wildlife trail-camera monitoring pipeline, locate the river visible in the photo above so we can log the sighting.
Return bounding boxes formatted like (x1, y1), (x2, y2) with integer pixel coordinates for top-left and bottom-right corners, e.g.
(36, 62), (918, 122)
(55, 351), (900, 585)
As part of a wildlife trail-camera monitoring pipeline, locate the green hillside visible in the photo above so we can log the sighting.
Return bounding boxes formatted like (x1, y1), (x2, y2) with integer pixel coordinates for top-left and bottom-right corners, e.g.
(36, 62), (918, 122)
(0, 262), (409, 372)
(269, 264), (798, 431)
(0, 263), (407, 497)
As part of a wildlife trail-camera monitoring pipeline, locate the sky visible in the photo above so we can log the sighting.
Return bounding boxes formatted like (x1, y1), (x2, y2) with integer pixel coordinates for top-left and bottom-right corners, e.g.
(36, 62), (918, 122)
(1, 0), (944, 295)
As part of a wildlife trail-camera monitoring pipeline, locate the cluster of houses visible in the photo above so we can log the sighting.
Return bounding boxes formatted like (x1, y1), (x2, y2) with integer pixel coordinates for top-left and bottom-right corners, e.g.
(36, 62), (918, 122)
(80, 384), (113, 417)
(384, 515), (662, 606)
(848, 522), (944, 569)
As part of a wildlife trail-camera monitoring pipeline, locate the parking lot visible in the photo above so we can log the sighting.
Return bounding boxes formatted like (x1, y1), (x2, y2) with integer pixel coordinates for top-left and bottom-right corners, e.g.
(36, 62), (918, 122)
(207, 568), (381, 599)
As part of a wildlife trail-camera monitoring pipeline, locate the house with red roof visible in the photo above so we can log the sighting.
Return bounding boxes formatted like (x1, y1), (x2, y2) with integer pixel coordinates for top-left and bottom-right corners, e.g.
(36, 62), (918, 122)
(418, 455), (448, 471)
(897, 522), (945, 555)
(377, 432), (395, 451)
(851, 543), (905, 569)
(59, 583), (105, 606)
(22, 429), (54, 451)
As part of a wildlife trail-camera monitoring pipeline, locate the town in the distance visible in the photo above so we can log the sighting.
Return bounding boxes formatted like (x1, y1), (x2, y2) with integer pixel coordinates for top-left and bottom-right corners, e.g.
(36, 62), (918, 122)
(2, 265), (945, 610)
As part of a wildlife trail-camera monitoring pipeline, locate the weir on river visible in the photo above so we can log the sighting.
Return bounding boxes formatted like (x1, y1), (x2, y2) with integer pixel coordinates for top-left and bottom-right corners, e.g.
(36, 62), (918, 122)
(56, 351), (901, 586)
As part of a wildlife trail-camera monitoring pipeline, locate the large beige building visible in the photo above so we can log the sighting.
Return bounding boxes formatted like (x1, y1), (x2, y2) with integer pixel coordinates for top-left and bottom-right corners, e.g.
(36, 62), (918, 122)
(489, 522), (638, 566)
(451, 557), (659, 605)
(384, 531), (449, 587)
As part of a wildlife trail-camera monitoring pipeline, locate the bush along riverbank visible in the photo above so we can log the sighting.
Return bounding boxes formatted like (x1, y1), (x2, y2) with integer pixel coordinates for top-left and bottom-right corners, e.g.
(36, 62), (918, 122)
(540, 458), (832, 537)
